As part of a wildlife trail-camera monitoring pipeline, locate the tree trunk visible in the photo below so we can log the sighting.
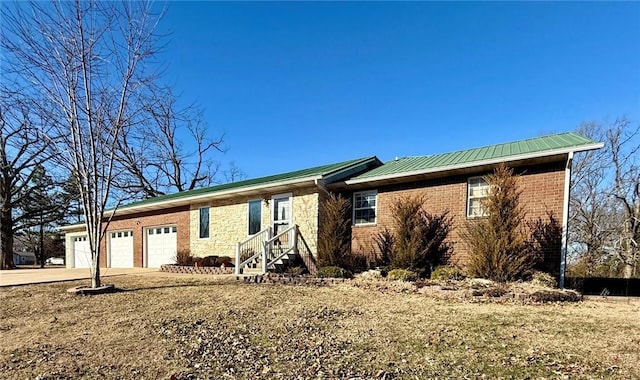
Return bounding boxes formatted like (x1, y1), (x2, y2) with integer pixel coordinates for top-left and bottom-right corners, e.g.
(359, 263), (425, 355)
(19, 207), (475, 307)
(622, 247), (635, 279)
(1, 207), (14, 269)
(39, 216), (45, 268)
(91, 252), (101, 288)
(622, 261), (633, 279)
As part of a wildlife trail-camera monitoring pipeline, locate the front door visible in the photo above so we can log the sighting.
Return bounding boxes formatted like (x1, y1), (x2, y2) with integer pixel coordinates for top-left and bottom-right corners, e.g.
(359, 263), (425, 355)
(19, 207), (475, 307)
(271, 194), (292, 235)
(271, 194), (292, 253)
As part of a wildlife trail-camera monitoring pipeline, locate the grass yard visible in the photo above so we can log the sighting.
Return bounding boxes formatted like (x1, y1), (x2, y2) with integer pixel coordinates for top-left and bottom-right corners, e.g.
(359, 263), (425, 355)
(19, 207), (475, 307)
(1, 274), (639, 379)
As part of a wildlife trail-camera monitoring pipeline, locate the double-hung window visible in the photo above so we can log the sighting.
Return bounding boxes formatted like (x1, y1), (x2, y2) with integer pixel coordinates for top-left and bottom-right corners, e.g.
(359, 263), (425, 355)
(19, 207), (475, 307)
(199, 207), (210, 239)
(353, 190), (377, 225)
(467, 177), (489, 217)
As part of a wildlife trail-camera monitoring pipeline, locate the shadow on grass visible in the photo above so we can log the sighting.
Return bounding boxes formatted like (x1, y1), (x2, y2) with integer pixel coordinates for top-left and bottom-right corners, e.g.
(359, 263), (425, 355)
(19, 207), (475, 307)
(111, 282), (233, 293)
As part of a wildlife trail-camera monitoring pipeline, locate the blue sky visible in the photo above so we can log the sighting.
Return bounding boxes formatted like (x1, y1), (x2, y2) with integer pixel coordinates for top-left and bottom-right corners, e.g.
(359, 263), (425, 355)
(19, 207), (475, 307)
(159, 2), (640, 180)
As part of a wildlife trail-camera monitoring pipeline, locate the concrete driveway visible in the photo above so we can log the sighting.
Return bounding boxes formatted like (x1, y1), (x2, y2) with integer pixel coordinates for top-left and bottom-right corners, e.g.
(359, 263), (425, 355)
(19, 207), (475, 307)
(0, 267), (158, 287)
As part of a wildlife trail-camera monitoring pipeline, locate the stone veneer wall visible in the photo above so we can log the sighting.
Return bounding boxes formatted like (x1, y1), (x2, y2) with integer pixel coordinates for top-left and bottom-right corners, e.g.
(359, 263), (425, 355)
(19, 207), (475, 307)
(190, 186), (320, 258)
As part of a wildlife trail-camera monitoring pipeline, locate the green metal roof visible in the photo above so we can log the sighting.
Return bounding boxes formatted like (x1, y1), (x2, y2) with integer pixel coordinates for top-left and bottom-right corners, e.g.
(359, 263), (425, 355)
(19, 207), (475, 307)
(350, 132), (601, 181)
(120, 156), (378, 209)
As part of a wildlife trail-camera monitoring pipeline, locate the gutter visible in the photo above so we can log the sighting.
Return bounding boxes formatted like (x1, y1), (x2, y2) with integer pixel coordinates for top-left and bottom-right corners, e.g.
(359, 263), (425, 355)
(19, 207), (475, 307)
(345, 144), (604, 185)
(58, 175), (324, 231)
(105, 156), (379, 218)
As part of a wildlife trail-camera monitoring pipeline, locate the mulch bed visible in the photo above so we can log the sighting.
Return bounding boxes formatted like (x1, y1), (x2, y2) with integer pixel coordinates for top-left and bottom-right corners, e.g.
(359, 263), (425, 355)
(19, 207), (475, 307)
(233, 271), (583, 304)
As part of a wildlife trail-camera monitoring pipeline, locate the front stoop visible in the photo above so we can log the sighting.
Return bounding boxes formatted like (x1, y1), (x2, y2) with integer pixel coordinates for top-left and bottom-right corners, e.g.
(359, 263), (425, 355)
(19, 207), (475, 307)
(160, 265), (234, 275)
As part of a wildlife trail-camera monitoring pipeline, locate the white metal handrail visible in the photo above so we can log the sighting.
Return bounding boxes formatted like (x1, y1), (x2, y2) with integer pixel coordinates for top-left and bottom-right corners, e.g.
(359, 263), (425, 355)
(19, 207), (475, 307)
(263, 225), (298, 271)
(235, 224), (316, 275)
(235, 227), (272, 275)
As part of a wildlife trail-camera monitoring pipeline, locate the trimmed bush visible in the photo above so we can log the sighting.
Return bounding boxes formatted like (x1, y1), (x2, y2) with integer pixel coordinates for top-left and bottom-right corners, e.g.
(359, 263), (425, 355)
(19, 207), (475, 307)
(213, 256), (233, 267)
(387, 269), (418, 282)
(374, 228), (394, 266)
(200, 256), (218, 267)
(381, 195), (453, 276)
(377, 266), (391, 278)
(190, 255), (234, 267)
(317, 266), (352, 279)
(431, 265), (466, 281)
(357, 269), (384, 279)
(176, 250), (193, 266)
(531, 271), (557, 288)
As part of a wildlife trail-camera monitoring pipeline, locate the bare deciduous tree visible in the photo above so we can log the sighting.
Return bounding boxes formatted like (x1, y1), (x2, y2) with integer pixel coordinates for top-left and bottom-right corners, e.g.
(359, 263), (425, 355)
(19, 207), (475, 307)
(569, 123), (616, 275)
(607, 120), (640, 278)
(223, 161), (247, 184)
(2, 1), (165, 287)
(569, 118), (640, 278)
(116, 90), (225, 198)
(0, 94), (57, 269)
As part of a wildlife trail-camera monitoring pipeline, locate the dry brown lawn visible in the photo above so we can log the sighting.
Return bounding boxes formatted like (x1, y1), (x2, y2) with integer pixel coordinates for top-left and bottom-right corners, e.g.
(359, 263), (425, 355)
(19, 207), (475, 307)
(1, 274), (639, 379)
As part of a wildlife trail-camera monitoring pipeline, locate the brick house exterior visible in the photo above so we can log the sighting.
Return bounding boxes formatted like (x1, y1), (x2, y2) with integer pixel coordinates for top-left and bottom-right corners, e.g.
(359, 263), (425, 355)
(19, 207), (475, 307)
(99, 206), (191, 268)
(61, 133), (601, 284)
(62, 157), (380, 269)
(343, 161), (566, 276)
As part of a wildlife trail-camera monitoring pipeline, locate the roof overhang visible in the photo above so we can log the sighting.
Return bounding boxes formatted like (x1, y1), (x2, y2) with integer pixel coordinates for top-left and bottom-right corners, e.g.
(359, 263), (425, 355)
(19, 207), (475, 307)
(58, 223), (87, 232)
(107, 175), (323, 217)
(342, 143), (603, 189)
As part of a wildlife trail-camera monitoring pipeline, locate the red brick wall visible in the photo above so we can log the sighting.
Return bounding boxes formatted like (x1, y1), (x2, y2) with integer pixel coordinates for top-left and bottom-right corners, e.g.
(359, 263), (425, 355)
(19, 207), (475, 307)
(349, 161), (566, 272)
(98, 206), (190, 267)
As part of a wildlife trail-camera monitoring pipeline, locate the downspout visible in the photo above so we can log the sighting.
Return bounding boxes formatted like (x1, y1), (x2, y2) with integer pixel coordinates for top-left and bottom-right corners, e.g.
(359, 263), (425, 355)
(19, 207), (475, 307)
(560, 151), (574, 289)
(314, 178), (330, 195)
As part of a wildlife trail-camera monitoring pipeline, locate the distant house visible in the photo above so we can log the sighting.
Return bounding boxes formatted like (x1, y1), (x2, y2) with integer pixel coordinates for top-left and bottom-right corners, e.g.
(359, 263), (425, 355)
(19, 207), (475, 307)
(13, 251), (36, 266)
(60, 132), (602, 283)
(12, 235), (37, 266)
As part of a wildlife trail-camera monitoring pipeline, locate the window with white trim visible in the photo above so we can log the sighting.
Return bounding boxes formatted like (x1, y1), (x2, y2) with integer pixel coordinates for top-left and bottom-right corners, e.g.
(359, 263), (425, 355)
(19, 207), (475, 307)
(467, 177), (489, 217)
(199, 207), (210, 239)
(353, 190), (377, 225)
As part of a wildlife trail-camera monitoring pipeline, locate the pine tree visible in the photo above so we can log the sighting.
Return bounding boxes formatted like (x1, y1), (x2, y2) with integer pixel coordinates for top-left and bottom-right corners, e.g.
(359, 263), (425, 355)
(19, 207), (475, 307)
(19, 164), (64, 267)
(317, 193), (352, 268)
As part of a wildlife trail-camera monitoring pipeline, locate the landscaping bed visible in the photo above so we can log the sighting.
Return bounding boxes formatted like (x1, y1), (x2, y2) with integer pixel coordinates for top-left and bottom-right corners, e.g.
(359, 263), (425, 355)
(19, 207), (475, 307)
(348, 274), (583, 304)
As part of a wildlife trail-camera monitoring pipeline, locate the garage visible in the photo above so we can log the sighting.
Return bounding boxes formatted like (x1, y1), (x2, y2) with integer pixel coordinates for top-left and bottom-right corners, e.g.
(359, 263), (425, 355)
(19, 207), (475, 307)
(146, 226), (177, 268)
(108, 230), (134, 268)
(73, 236), (91, 268)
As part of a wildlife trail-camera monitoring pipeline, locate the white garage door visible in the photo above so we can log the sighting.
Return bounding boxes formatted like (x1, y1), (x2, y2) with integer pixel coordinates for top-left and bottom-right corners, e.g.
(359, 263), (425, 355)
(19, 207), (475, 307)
(73, 236), (91, 268)
(146, 226), (177, 268)
(109, 230), (134, 268)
